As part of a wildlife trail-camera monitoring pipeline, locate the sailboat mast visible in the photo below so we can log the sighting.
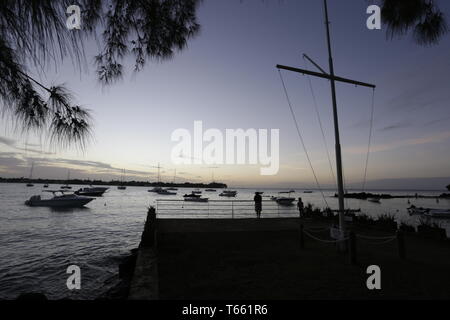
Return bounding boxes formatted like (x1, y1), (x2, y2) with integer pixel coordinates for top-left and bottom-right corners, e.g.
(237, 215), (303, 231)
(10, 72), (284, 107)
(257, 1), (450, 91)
(323, 0), (346, 234)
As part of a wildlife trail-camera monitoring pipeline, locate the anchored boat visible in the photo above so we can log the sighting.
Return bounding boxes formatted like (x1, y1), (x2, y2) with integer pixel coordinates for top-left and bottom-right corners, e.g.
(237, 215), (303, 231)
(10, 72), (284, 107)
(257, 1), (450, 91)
(75, 187), (109, 197)
(25, 190), (94, 208)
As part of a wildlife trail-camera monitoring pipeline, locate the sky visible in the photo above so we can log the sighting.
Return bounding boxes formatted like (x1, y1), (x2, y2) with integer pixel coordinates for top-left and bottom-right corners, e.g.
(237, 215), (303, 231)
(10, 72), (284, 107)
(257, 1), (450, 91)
(1, 0), (450, 190)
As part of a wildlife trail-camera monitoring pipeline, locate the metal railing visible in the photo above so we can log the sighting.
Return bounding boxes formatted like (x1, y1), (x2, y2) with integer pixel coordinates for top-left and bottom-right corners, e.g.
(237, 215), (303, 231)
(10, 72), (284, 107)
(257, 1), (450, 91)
(156, 199), (299, 219)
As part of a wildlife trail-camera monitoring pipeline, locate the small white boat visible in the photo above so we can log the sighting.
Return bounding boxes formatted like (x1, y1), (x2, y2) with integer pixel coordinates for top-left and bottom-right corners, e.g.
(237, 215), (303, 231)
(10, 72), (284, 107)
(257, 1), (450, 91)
(25, 191), (94, 208)
(368, 198), (381, 204)
(166, 187), (178, 191)
(276, 197), (295, 206)
(183, 192), (201, 198)
(148, 186), (164, 193)
(75, 187), (109, 197)
(219, 190), (237, 197)
(407, 206), (428, 215)
(156, 189), (177, 195)
(192, 189), (202, 194)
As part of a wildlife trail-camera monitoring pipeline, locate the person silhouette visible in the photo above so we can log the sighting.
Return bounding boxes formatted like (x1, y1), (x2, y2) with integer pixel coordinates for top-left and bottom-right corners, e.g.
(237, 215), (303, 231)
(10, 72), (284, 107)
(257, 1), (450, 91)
(297, 197), (304, 218)
(254, 192), (262, 218)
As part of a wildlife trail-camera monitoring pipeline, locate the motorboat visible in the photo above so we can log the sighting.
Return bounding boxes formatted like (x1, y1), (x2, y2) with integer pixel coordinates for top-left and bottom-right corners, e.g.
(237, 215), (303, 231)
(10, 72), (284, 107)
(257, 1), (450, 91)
(303, 191), (313, 194)
(75, 187), (109, 197)
(192, 189), (202, 194)
(424, 209), (450, 218)
(368, 198), (381, 204)
(184, 197), (209, 202)
(117, 186), (127, 190)
(26, 183), (34, 187)
(166, 187), (178, 191)
(276, 197), (295, 206)
(219, 190), (237, 197)
(156, 189), (177, 195)
(183, 192), (201, 198)
(25, 191), (94, 208)
(43, 184), (49, 188)
(205, 189), (216, 192)
(148, 186), (164, 193)
(407, 206), (429, 215)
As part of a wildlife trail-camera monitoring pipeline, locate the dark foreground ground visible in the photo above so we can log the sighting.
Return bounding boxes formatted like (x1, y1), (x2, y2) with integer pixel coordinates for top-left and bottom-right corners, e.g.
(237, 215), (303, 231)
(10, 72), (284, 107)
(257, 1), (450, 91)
(155, 219), (450, 299)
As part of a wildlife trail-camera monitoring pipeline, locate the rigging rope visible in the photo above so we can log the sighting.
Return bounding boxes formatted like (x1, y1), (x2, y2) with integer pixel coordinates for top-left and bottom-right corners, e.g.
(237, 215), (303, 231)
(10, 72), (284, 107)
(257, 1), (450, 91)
(278, 69), (329, 209)
(302, 57), (337, 188)
(362, 89), (376, 192)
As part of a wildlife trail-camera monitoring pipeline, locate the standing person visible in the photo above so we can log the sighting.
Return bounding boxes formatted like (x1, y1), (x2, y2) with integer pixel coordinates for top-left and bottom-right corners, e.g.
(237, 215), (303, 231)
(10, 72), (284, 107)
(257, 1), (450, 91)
(254, 192), (262, 218)
(297, 197), (304, 218)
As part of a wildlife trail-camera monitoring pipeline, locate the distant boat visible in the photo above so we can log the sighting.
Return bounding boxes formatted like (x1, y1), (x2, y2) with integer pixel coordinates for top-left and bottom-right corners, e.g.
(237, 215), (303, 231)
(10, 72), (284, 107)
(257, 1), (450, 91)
(183, 192), (201, 198)
(276, 197), (296, 206)
(118, 169), (127, 190)
(368, 198), (381, 204)
(25, 190), (94, 208)
(26, 162), (34, 187)
(219, 190), (237, 197)
(205, 189), (216, 192)
(167, 169), (178, 190)
(156, 189), (177, 195)
(43, 184), (49, 188)
(61, 170), (72, 189)
(192, 189), (202, 194)
(149, 186), (164, 193)
(424, 209), (450, 219)
(303, 191), (313, 194)
(75, 187), (109, 197)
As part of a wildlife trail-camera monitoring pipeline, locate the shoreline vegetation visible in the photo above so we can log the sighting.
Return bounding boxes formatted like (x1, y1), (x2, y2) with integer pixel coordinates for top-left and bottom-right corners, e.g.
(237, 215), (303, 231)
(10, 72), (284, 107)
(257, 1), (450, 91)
(0, 177), (227, 189)
(336, 192), (450, 199)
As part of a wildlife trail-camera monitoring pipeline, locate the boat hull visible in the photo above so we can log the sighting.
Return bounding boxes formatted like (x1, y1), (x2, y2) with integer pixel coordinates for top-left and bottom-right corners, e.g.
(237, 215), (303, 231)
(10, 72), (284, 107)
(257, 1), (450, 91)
(25, 198), (94, 208)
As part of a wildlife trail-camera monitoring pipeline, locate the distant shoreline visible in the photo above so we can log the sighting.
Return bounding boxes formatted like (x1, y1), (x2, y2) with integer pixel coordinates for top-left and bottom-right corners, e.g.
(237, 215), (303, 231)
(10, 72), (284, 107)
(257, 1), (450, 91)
(0, 177), (227, 189)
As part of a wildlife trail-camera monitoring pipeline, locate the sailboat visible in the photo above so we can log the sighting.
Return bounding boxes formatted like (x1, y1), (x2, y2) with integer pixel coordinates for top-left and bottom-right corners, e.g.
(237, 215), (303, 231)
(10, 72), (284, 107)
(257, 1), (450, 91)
(60, 170), (72, 189)
(118, 169), (127, 190)
(205, 171), (217, 192)
(26, 162), (34, 187)
(166, 169), (178, 191)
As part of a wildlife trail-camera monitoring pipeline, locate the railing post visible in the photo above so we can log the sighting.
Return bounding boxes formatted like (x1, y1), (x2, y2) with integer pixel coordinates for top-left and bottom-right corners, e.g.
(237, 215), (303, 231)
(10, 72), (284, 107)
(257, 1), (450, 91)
(397, 231), (406, 260)
(299, 224), (305, 249)
(348, 231), (357, 265)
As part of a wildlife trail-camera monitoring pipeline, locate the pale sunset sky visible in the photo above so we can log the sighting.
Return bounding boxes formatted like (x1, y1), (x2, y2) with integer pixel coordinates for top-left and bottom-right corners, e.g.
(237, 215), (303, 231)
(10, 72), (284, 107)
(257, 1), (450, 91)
(1, 0), (449, 189)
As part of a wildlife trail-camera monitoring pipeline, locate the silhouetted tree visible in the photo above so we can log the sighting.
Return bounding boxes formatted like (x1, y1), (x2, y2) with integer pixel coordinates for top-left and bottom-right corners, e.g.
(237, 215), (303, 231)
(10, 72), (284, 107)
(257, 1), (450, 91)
(0, 0), (201, 149)
(380, 0), (447, 46)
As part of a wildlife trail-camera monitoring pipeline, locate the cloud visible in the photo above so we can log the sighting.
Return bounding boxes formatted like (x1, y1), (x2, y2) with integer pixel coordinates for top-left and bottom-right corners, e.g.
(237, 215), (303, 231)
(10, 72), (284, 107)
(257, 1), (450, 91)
(379, 121), (411, 132)
(0, 136), (16, 147)
(0, 136), (54, 155)
(346, 131), (450, 154)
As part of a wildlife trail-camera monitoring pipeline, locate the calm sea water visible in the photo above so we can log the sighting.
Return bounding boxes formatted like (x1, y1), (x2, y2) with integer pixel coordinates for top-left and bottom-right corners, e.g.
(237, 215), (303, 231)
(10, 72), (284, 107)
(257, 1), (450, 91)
(0, 183), (449, 300)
